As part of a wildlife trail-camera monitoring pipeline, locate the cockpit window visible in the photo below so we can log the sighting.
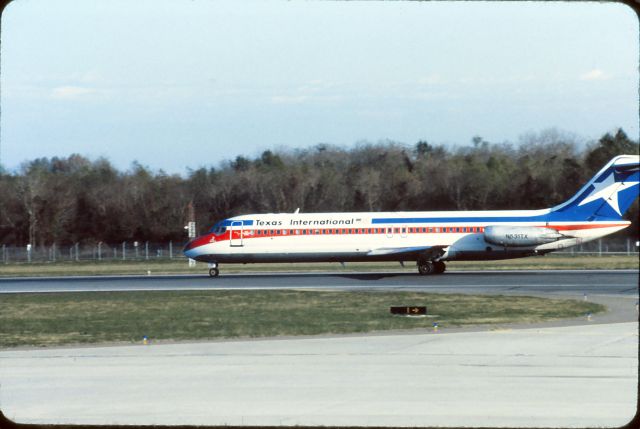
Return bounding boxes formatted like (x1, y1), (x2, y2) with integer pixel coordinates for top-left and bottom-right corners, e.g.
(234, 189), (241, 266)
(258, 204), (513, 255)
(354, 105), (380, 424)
(209, 225), (227, 234)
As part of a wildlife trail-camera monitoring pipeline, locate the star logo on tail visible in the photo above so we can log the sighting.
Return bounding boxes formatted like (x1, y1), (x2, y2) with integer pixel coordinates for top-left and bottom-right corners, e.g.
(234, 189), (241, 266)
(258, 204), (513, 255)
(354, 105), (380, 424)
(578, 173), (639, 215)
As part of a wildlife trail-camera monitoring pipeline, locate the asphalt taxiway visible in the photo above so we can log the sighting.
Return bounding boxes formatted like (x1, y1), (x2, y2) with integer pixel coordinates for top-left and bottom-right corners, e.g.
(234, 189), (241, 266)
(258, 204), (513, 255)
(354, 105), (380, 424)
(1, 269), (638, 296)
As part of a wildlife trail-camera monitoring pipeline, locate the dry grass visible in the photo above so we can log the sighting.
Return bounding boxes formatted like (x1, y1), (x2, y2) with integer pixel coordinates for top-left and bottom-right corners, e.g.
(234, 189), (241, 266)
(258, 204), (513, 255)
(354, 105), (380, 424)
(0, 290), (604, 348)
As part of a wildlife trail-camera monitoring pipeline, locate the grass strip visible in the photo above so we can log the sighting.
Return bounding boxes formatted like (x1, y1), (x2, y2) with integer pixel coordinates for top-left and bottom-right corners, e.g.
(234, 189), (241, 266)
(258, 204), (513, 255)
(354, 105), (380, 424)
(0, 290), (604, 348)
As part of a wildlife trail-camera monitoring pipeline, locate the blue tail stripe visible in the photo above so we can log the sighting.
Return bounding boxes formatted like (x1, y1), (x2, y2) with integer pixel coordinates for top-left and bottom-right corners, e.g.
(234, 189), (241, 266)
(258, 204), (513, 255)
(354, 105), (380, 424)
(547, 156), (639, 221)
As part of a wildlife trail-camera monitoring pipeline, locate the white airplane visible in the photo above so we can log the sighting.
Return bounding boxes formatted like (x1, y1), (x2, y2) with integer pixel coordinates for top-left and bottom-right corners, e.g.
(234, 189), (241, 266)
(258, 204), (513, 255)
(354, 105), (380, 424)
(184, 155), (639, 277)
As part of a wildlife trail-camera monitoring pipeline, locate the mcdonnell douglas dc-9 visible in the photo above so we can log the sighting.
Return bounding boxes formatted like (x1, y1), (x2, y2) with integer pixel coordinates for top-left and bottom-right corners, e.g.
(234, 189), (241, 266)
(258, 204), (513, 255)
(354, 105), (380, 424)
(184, 155), (639, 277)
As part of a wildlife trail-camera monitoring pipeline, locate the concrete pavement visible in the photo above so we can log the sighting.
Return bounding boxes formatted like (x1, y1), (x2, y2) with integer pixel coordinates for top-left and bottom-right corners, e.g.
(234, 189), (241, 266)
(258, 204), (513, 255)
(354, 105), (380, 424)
(1, 321), (636, 427)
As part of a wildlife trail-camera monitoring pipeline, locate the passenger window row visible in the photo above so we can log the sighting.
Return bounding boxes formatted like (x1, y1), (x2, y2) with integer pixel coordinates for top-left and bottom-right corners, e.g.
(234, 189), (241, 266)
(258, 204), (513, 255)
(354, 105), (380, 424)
(233, 226), (485, 236)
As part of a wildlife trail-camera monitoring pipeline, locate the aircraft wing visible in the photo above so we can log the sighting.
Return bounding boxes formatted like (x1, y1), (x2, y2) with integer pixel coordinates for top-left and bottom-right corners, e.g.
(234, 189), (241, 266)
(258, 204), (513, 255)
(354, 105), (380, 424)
(367, 245), (445, 257)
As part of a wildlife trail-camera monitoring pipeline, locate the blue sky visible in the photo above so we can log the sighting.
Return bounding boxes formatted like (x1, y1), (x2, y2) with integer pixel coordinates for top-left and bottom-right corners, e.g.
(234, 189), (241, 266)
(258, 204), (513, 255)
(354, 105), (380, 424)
(1, 0), (638, 174)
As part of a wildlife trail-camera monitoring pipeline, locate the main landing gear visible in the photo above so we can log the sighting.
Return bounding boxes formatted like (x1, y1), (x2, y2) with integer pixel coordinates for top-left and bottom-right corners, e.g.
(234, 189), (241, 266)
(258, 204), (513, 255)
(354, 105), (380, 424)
(208, 262), (219, 277)
(417, 260), (446, 275)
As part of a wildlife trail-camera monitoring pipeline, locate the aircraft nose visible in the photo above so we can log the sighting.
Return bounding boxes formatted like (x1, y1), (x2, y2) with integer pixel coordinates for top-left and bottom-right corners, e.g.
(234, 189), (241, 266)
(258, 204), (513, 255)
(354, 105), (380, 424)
(183, 240), (196, 254)
(183, 234), (214, 256)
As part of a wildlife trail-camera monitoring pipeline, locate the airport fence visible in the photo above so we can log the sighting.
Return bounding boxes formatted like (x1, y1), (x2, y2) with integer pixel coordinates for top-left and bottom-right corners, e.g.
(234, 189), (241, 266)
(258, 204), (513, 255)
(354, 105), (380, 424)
(0, 241), (188, 264)
(0, 238), (637, 264)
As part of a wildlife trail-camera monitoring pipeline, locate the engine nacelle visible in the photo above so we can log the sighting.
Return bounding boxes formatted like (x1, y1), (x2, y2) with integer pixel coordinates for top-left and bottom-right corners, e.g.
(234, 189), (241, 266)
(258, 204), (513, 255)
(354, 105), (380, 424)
(483, 225), (563, 247)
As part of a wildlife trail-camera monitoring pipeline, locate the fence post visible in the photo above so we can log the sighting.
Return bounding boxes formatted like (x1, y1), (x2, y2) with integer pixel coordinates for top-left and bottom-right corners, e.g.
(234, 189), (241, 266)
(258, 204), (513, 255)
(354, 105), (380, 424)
(145, 241), (149, 260)
(27, 244), (32, 263)
(627, 238), (630, 256)
(122, 242), (126, 261)
(52, 243), (56, 262)
(2, 244), (6, 264)
(75, 243), (79, 261)
(598, 239), (602, 257)
(98, 242), (102, 261)
(169, 241), (173, 259)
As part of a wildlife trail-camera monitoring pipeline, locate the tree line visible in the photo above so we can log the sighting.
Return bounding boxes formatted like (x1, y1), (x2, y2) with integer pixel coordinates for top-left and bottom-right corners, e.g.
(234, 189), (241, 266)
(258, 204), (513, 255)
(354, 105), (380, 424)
(0, 128), (637, 247)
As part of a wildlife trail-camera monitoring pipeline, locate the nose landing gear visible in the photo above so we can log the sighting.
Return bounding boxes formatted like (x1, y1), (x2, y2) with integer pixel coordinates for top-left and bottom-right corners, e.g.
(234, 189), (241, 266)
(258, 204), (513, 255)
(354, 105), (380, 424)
(208, 262), (219, 277)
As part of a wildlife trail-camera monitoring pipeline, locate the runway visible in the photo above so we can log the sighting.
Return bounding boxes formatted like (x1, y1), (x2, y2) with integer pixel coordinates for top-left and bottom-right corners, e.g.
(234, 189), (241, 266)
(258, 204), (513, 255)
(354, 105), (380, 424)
(1, 269), (638, 426)
(1, 269), (638, 296)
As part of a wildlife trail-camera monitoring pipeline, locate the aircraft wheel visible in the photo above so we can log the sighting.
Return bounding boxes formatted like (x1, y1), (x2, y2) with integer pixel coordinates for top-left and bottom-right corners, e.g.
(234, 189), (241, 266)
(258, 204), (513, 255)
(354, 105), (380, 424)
(417, 261), (434, 275)
(209, 268), (219, 277)
(433, 261), (446, 274)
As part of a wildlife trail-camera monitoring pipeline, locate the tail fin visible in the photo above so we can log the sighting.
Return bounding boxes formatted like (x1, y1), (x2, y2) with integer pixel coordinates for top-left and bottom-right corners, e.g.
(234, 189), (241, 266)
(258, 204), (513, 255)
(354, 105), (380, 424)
(549, 155), (639, 221)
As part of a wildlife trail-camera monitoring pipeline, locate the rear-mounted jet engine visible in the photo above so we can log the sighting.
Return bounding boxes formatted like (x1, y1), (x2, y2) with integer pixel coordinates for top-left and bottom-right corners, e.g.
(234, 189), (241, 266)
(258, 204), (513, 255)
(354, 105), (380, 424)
(483, 225), (564, 247)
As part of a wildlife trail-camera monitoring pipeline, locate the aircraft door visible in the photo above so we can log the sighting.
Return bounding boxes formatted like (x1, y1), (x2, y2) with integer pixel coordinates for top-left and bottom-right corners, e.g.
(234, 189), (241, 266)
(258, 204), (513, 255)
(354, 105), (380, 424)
(229, 221), (244, 247)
